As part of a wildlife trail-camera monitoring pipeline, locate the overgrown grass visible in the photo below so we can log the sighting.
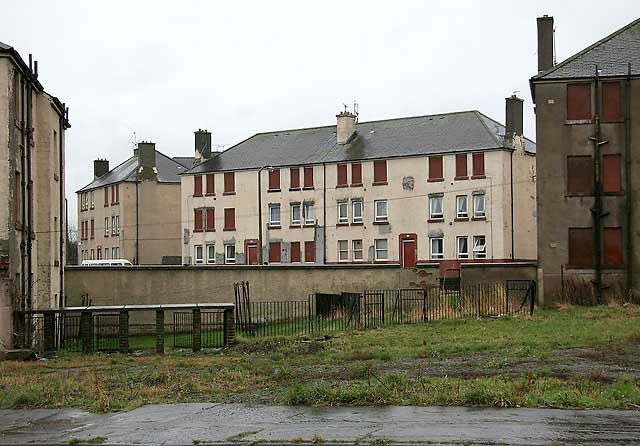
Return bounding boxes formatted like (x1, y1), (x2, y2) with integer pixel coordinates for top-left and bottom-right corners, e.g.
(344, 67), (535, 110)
(1, 306), (639, 412)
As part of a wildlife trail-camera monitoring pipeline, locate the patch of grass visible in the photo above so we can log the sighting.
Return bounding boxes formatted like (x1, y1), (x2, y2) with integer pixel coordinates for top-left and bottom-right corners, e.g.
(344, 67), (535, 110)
(68, 437), (106, 445)
(370, 439), (392, 446)
(311, 434), (324, 444)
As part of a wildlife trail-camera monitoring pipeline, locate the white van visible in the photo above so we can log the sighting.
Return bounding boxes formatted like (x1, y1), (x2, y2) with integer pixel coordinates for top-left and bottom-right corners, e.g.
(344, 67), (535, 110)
(80, 259), (133, 266)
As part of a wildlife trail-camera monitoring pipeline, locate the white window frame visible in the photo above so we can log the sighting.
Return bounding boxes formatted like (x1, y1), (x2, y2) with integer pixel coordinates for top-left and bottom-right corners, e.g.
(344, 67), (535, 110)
(352, 240), (364, 261)
(473, 194), (486, 218)
(90, 191), (95, 209)
(338, 240), (349, 261)
(374, 200), (388, 223)
(456, 195), (468, 219)
(338, 201), (348, 224)
(194, 245), (204, 264)
(104, 217), (109, 236)
(429, 196), (444, 220)
(473, 235), (487, 259)
(374, 239), (388, 261)
(206, 244), (216, 264)
(352, 200), (363, 224)
(304, 202), (314, 225)
(430, 237), (444, 260)
(105, 248), (110, 260)
(90, 249), (95, 260)
(290, 203), (301, 225)
(111, 216), (116, 235)
(269, 204), (281, 227)
(115, 215), (120, 235)
(457, 236), (469, 259)
(225, 244), (236, 264)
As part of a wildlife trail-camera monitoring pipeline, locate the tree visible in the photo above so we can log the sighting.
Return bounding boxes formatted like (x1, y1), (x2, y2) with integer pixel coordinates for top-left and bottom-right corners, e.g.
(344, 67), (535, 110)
(66, 223), (78, 265)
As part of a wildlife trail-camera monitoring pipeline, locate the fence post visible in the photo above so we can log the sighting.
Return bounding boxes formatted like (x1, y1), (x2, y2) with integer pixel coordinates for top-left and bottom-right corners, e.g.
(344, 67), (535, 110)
(223, 308), (235, 347)
(80, 311), (92, 354)
(155, 309), (165, 354)
(476, 284), (481, 317)
(192, 308), (201, 352)
(119, 311), (129, 353)
(43, 313), (56, 352)
(505, 282), (510, 315)
(530, 281), (536, 316)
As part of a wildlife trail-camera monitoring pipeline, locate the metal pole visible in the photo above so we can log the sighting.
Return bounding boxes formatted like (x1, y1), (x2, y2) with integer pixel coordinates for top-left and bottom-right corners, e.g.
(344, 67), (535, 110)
(624, 63), (633, 299)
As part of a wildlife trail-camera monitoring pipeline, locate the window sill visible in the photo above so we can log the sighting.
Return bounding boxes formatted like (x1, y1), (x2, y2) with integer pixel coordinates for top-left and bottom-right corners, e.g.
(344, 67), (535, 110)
(602, 118), (625, 124)
(267, 189), (281, 193)
(193, 194), (203, 198)
(351, 222), (364, 226)
(205, 228), (216, 232)
(603, 191), (625, 196)
(289, 187), (301, 192)
(303, 223), (315, 228)
(565, 193), (594, 197)
(454, 217), (469, 222)
(457, 256), (470, 260)
(350, 183), (363, 187)
(427, 218), (444, 223)
(104, 235), (109, 238)
(223, 228), (236, 232)
(372, 181), (388, 186)
(565, 119), (592, 125)
(205, 193), (216, 197)
(427, 178), (444, 183)
(471, 216), (486, 221)
(223, 192), (236, 196)
(373, 220), (389, 225)
(104, 205), (109, 208)
(289, 224), (301, 229)
(193, 229), (204, 233)
(454, 176), (468, 180)
(336, 184), (349, 189)
(268, 225), (281, 230)
(336, 223), (349, 227)
(471, 175), (486, 180)
(302, 186), (315, 191)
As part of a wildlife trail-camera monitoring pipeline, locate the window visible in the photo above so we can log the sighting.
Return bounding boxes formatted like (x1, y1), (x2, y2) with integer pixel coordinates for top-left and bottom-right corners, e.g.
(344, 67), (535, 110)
(290, 203), (301, 225)
(373, 160), (387, 184)
(115, 215), (120, 235)
(111, 186), (115, 205)
(224, 172), (235, 194)
(473, 194), (485, 218)
(604, 227), (623, 266)
(269, 242), (281, 263)
(193, 175), (203, 196)
(194, 209), (204, 232)
(351, 163), (362, 185)
(90, 249), (95, 260)
(304, 241), (315, 263)
(290, 167), (300, 189)
(194, 245), (204, 264)
(428, 156), (443, 181)
(567, 83), (591, 121)
(90, 191), (95, 209)
(206, 208), (215, 231)
(115, 184), (119, 204)
(338, 240), (349, 261)
(104, 187), (108, 207)
(268, 169), (280, 191)
(12, 73), (19, 116)
(602, 81), (623, 123)
(429, 196), (443, 220)
(14, 171), (20, 225)
(472, 153), (485, 178)
(90, 219), (95, 239)
(290, 241), (301, 263)
(352, 240), (363, 261)
(352, 200), (363, 224)
(224, 208), (235, 231)
(338, 201), (348, 224)
(207, 244), (216, 264)
(374, 200), (388, 223)
(337, 164), (348, 187)
(104, 217), (109, 236)
(603, 154), (622, 194)
(225, 244), (236, 264)
(97, 247), (102, 260)
(456, 195), (468, 218)
(430, 238), (444, 260)
(112, 247), (120, 259)
(567, 156), (593, 195)
(105, 248), (110, 260)
(457, 236), (469, 259)
(473, 236), (486, 259)
(455, 154), (467, 179)
(304, 202), (314, 225)
(111, 216), (116, 235)
(206, 174), (214, 195)
(269, 204), (281, 227)
(303, 166), (314, 188)
(374, 239), (388, 260)
(568, 228), (593, 267)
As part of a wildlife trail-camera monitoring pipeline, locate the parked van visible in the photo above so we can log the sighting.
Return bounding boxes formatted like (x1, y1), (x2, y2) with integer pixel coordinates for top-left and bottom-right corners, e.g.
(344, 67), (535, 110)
(80, 259), (133, 266)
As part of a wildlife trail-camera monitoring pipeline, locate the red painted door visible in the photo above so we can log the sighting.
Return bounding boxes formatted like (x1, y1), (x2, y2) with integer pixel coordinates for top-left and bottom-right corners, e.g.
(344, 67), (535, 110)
(246, 245), (258, 265)
(402, 239), (416, 268)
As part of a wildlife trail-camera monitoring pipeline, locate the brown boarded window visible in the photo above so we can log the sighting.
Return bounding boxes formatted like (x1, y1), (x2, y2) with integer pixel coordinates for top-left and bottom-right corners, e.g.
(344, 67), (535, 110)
(337, 164), (348, 186)
(602, 81), (623, 123)
(472, 152), (485, 177)
(205, 174), (214, 195)
(290, 167), (300, 189)
(303, 166), (314, 188)
(194, 209), (203, 231)
(269, 242), (281, 263)
(567, 83), (591, 121)
(567, 156), (593, 195)
(568, 227), (593, 268)
(115, 184), (119, 203)
(603, 227), (623, 266)
(104, 187), (109, 207)
(224, 172), (235, 194)
(193, 175), (203, 196)
(428, 156), (443, 181)
(90, 219), (95, 239)
(224, 208), (235, 230)
(290, 241), (301, 263)
(351, 163), (362, 185)
(14, 172), (20, 225)
(206, 209), (215, 231)
(268, 169), (280, 191)
(455, 154), (467, 178)
(111, 185), (115, 204)
(304, 241), (315, 263)
(373, 160), (387, 184)
(603, 154), (622, 194)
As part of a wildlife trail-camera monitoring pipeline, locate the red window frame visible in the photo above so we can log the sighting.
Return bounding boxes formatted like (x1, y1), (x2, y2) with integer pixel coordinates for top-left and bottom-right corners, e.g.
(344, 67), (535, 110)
(472, 152), (485, 178)
(337, 164), (348, 187)
(290, 167), (300, 189)
(90, 219), (94, 239)
(205, 174), (214, 195)
(205, 208), (215, 231)
(303, 167), (314, 189)
(603, 227), (623, 266)
(428, 156), (443, 181)
(194, 209), (204, 232)
(115, 184), (119, 204)
(269, 242), (281, 263)
(304, 241), (315, 263)
(290, 241), (301, 263)
(351, 163), (362, 186)
(602, 154), (622, 194)
(373, 160), (387, 184)
(567, 156), (593, 196)
(455, 154), (467, 179)
(194, 175), (203, 197)
(224, 208), (235, 231)
(224, 172), (235, 194)
(567, 83), (591, 121)
(268, 169), (281, 191)
(602, 81), (624, 123)
(104, 187), (109, 207)
(568, 227), (593, 268)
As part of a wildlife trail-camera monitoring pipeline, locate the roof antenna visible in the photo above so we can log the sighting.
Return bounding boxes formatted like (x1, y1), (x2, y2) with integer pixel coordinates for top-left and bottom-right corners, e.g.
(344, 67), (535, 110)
(552, 26), (557, 66)
(353, 100), (359, 123)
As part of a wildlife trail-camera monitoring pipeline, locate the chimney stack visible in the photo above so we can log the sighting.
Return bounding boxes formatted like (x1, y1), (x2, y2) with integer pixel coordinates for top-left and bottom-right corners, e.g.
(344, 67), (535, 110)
(537, 15), (554, 72)
(505, 95), (524, 137)
(194, 129), (212, 163)
(336, 111), (357, 145)
(93, 159), (109, 179)
(137, 141), (157, 180)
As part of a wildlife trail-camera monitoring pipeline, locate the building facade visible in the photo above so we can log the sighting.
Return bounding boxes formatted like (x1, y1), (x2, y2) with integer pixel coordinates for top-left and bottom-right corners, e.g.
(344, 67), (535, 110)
(77, 142), (193, 265)
(181, 98), (536, 275)
(0, 42), (70, 352)
(531, 16), (640, 303)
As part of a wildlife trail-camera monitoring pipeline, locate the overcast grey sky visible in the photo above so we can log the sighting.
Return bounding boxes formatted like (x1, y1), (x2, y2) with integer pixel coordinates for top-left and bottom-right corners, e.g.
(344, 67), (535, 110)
(3, 1), (637, 226)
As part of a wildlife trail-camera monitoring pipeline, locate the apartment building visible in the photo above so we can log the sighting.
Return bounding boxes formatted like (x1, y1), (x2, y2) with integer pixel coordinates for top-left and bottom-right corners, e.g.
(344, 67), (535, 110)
(0, 42), (70, 351)
(77, 142), (193, 265)
(531, 16), (640, 302)
(181, 97), (536, 272)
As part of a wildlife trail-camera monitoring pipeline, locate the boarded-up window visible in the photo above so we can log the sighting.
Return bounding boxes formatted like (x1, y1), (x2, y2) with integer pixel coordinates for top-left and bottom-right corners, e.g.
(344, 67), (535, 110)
(269, 242), (281, 263)
(351, 163), (362, 185)
(268, 169), (280, 190)
(224, 172), (235, 193)
(111, 185), (115, 204)
(115, 184), (119, 203)
(373, 160), (387, 184)
(602, 81), (623, 123)
(428, 156), (443, 180)
(305, 241), (315, 262)
(14, 172), (20, 225)
(455, 154), (467, 178)
(603, 154), (622, 194)
(194, 175), (203, 196)
(568, 227), (593, 268)
(290, 167), (300, 189)
(104, 187), (109, 207)
(290, 241), (301, 263)
(206, 209), (215, 231)
(337, 164), (348, 186)
(567, 83), (591, 121)
(206, 174), (214, 195)
(194, 209), (203, 231)
(224, 208), (235, 230)
(472, 153), (485, 177)
(567, 156), (593, 195)
(603, 227), (623, 266)
(303, 167), (314, 188)
(90, 219), (94, 238)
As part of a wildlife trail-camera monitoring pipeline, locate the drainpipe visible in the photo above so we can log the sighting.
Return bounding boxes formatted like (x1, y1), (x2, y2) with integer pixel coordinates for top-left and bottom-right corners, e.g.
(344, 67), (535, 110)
(257, 166), (271, 264)
(19, 74), (26, 309)
(25, 56), (34, 312)
(135, 182), (139, 264)
(322, 162), (327, 264)
(510, 151), (514, 260)
(59, 114), (64, 307)
(592, 67), (603, 303)
(625, 63), (633, 298)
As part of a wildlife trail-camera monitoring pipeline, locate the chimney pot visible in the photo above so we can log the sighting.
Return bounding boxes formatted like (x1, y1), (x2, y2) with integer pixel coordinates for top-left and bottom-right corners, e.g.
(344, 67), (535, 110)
(93, 159), (109, 179)
(537, 15), (554, 72)
(505, 95), (524, 137)
(336, 111), (357, 145)
(194, 129), (212, 163)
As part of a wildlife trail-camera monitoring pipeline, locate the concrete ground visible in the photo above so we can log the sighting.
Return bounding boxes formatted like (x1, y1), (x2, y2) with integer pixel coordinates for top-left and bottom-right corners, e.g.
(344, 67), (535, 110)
(0, 404), (638, 445)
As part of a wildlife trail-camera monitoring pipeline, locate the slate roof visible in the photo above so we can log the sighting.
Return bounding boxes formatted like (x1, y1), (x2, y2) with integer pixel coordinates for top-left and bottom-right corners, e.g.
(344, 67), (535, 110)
(77, 151), (192, 192)
(186, 110), (535, 174)
(0, 41), (11, 50)
(172, 157), (195, 168)
(533, 18), (640, 81)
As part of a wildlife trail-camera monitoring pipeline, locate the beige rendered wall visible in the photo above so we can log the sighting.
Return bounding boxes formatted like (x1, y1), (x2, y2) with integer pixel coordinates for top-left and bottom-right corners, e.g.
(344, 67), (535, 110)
(0, 58), (12, 350)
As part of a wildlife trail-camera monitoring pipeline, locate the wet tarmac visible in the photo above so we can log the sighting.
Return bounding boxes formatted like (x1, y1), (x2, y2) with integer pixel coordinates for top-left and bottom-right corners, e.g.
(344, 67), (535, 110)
(0, 403), (638, 445)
